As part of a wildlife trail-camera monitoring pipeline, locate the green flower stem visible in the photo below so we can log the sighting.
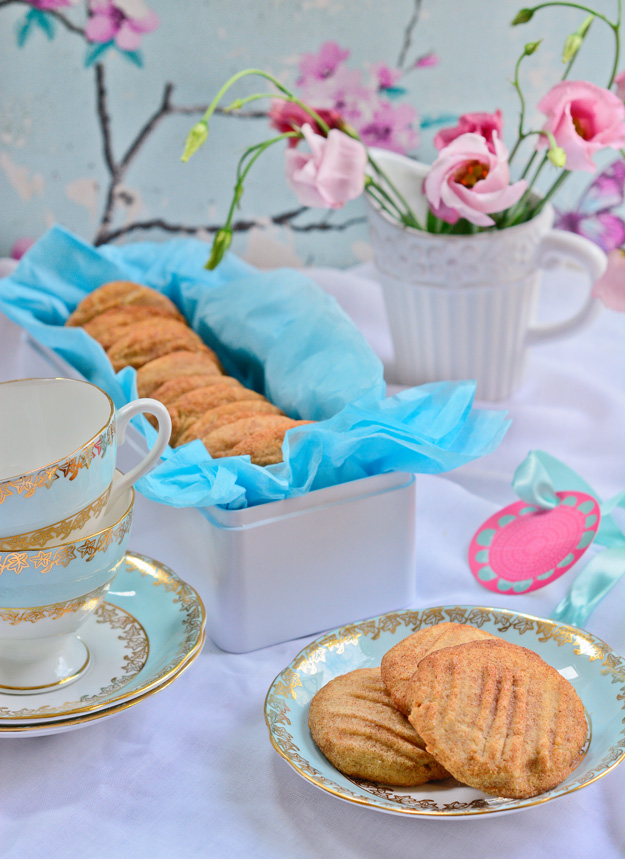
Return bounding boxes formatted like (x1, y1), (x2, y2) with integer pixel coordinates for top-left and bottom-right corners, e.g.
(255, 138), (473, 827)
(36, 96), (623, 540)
(367, 153), (422, 229)
(365, 182), (408, 223)
(527, 169), (570, 218)
(198, 69), (331, 137)
(524, 2), (620, 86)
(235, 131), (300, 184)
(508, 53), (531, 164)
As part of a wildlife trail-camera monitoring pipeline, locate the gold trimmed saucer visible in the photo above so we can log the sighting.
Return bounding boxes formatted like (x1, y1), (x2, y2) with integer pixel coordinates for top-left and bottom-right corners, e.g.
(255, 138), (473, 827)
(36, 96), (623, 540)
(0, 551), (205, 725)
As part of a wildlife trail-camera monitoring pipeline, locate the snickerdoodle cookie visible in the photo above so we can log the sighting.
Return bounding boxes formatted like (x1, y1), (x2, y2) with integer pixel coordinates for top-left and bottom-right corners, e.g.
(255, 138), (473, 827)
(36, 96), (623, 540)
(176, 399), (285, 448)
(308, 668), (450, 786)
(66, 280), (184, 327)
(136, 350), (224, 398)
(405, 638), (587, 799)
(168, 383), (272, 446)
(381, 622), (497, 716)
(203, 415), (311, 465)
(107, 318), (216, 372)
(82, 305), (179, 351)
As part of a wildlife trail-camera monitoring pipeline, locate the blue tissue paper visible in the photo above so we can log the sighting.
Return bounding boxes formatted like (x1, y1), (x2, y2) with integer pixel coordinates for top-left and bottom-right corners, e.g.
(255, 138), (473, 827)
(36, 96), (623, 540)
(0, 225), (510, 509)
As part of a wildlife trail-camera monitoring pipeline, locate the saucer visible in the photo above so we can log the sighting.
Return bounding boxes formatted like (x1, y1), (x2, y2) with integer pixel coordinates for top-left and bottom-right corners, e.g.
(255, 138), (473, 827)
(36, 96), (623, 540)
(0, 551), (205, 725)
(265, 605), (625, 818)
(0, 628), (206, 737)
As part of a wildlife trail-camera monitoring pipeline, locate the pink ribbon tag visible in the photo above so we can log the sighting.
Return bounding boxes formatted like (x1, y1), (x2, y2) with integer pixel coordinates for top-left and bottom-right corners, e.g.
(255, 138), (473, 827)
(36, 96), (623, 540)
(468, 491), (601, 595)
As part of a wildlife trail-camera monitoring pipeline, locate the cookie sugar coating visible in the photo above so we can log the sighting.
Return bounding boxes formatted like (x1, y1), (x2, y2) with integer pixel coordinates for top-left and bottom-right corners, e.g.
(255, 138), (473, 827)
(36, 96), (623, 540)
(381, 622), (497, 716)
(308, 667), (449, 787)
(406, 639), (587, 799)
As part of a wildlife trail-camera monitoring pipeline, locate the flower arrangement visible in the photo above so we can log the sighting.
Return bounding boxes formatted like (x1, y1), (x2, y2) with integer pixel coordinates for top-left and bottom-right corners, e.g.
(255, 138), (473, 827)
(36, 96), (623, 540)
(183, 0), (625, 312)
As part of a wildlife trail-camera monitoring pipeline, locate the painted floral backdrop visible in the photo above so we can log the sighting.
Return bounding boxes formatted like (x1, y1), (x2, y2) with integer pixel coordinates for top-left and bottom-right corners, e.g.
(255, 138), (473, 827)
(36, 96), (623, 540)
(0, 0), (622, 267)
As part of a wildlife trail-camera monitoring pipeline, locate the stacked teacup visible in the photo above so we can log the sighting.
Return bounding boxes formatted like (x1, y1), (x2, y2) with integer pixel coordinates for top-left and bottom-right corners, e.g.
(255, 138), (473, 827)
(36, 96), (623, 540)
(0, 378), (171, 694)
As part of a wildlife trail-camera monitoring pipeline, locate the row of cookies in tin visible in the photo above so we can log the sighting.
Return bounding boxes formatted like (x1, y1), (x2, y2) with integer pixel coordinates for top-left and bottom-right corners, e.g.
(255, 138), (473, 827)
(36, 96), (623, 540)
(66, 280), (311, 465)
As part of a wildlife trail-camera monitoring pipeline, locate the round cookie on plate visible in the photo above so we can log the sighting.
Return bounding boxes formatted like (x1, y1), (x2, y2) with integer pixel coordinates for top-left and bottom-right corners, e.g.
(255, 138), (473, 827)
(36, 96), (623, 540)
(404, 638), (588, 799)
(381, 622), (497, 716)
(308, 667), (450, 786)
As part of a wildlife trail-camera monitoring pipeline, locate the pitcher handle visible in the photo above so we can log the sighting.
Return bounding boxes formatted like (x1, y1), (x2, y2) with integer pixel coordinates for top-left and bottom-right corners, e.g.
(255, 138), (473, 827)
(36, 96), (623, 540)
(108, 398), (171, 506)
(526, 229), (606, 346)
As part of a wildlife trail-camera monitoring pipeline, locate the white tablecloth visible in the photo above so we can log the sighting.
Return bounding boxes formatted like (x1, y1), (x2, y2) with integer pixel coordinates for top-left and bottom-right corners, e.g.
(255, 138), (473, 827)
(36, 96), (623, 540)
(0, 262), (623, 859)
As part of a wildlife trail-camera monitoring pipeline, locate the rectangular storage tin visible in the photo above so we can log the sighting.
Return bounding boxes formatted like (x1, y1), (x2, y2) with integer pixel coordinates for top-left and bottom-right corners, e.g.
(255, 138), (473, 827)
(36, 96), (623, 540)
(26, 334), (418, 653)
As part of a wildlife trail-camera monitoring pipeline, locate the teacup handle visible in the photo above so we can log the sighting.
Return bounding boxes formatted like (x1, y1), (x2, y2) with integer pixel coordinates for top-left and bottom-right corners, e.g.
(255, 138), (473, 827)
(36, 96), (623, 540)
(526, 229), (606, 345)
(108, 398), (171, 505)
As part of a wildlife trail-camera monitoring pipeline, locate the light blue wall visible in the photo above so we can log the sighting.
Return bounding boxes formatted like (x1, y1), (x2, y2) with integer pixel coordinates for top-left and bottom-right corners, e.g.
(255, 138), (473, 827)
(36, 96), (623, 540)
(0, 0), (621, 267)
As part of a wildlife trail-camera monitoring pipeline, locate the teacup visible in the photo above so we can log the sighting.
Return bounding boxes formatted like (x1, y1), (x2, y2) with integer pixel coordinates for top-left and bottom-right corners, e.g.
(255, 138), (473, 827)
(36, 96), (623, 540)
(0, 477), (134, 694)
(0, 377), (171, 539)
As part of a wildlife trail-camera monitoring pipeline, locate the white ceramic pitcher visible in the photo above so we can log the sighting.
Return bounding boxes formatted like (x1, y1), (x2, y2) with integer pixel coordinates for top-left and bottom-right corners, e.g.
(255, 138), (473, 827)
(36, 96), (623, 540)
(365, 149), (607, 401)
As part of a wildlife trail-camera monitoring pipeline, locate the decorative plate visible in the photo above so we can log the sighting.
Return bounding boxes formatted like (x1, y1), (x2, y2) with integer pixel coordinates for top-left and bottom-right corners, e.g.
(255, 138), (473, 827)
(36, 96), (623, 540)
(0, 551), (205, 723)
(264, 605), (625, 818)
(468, 492), (601, 595)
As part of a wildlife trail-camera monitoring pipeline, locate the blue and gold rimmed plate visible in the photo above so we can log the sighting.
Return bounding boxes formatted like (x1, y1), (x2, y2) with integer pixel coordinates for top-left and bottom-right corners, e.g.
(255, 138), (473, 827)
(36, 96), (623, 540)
(0, 551), (205, 726)
(264, 605), (625, 818)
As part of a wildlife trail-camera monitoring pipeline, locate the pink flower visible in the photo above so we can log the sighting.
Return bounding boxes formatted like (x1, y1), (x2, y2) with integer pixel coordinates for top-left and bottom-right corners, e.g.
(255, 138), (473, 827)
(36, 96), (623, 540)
(28, 0), (74, 9)
(537, 81), (625, 173)
(85, 0), (159, 51)
(357, 102), (419, 154)
(371, 62), (402, 91)
(424, 132), (527, 227)
(284, 124), (367, 209)
(434, 110), (503, 154)
(297, 41), (350, 86)
(414, 53), (439, 69)
(592, 248), (625, 311)
(268, 101), (344, 147)
(298, 65), (373, 126)
(614, 70), (625, 101)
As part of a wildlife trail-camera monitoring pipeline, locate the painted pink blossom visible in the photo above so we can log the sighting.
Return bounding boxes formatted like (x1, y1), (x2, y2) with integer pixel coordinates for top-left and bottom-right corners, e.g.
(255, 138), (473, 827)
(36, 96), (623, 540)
(414, 53), (439, 69)
(592, 248), (625, 311)
(357, 102), (419, 154)
(424, 132), (527, 226)
(85, 0), (159, 51)
(434, 110), (503, 154)
(10, 238), (35, 260)
(371, 62), (402, 91)
(28, 0), (74, 9)
(269, 101), (344, 147)
(537, 81), (625, 172)
(298, 65), (374, 126)
(297, 41), (350, 86)
(284, 124), (367, 209)
(614, 70), (625, 101)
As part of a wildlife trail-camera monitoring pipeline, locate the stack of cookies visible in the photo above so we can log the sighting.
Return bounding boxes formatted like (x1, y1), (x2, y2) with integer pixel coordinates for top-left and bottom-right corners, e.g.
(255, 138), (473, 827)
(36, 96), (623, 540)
(308, 622), (587, 799)
(66, 280), (312, 466)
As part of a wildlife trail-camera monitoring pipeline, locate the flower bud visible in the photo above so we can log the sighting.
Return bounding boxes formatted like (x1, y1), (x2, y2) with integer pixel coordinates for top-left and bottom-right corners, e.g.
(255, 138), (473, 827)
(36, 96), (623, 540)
(547, 145), (567, 168)
(562, 34), (583, 63)
(205, 228), (232, 270)
(511, 8), (534, 25)
(181, 121), (209, 163)
(524, 40), (541, 56)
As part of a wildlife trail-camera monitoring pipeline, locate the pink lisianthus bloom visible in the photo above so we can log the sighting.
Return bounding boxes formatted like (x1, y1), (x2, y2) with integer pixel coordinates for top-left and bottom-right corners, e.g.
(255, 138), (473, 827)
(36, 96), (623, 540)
(614, 70), (625, 102)
(434, 110), (503, 154)
(537, 81), (625, 172)
(85, 0), (159, 51)
(284, 124), (367, 209)
(592, 248), (625, 311)
(297, 41), (350, 86)
(269, 101), (344, 147)
(424, 132), (527, 227)
(357, 102), (419, 154)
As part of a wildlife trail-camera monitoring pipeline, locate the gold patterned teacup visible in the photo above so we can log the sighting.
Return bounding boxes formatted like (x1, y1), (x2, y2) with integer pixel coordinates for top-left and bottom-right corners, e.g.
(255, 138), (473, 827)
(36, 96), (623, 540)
(0, 479), (134, 694)
(0, 377), (170, 540)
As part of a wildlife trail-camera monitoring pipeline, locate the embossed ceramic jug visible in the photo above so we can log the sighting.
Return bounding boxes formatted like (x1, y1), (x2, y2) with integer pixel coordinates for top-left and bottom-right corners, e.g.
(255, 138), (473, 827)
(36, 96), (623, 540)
(365, 149), (607, 401)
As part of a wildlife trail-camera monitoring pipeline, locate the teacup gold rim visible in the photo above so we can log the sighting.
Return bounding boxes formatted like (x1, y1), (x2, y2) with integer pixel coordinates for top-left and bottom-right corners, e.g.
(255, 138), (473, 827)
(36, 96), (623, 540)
(0, 485), (135, 555)
(0, 484), (112, 550)
(0, 377), (115, 486)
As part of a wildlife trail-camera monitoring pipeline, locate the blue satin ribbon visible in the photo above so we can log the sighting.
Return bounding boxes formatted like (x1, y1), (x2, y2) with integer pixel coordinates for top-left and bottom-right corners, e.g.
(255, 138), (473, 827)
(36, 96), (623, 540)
(512, 451), (625, 627)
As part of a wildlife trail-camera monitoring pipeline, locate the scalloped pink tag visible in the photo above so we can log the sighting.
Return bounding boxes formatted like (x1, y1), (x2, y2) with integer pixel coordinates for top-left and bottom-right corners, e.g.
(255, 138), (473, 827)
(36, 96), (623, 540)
(468, 491), (601, 595)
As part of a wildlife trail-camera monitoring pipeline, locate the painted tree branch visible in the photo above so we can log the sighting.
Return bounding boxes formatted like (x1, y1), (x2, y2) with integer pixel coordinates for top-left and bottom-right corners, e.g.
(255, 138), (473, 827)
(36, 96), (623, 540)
(397, 0), (424, 69)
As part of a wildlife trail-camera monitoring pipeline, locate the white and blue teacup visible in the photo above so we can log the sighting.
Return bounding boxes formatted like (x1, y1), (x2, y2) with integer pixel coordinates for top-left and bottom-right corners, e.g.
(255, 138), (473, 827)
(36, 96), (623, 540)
(0, 377), (170, 539)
